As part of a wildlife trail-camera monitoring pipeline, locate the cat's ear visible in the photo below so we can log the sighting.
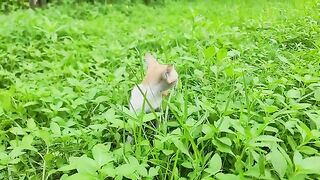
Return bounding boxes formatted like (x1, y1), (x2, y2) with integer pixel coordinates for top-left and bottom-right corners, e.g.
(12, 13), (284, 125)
(165, 65), (178, 84)
(144, 53), (158, 67)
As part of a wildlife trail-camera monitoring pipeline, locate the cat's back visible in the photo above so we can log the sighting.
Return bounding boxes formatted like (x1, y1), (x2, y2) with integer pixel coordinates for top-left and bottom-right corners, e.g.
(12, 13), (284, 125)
(129, 84), (162, 113)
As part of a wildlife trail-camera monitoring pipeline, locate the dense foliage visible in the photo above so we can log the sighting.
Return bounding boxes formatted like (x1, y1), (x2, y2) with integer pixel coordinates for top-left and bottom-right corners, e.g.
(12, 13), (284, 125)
(0, 0), (320, 179)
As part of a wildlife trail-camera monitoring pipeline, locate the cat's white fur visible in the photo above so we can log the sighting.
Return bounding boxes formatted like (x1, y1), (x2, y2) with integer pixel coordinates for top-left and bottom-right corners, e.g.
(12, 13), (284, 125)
(129, 53), (178, 113)
(129, 84), (163, 113)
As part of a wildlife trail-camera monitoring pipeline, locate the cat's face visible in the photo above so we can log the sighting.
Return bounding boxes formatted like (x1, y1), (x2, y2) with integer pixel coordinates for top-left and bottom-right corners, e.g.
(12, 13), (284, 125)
(142, 53), (178, 90)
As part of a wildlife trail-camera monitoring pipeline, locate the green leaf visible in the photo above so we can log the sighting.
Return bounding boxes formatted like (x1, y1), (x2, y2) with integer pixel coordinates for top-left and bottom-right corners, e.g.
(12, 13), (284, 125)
(224, 66), (234, 77)
(286, 89), (300, 99)
(62, 172), (99, 180)
(305, 111), (320, 129)
(142, 112), (161, 122)
(93, 96), (108, 103)
(100, 163), (115, 178)
(162, 149), (174, 156)
(50, 122), (61, 136)
(23, 101), (38, 107)
(314, 89), (320, 101)
(204, 153), (221, 175)
(296, 156), (320, 174)
(215, 173), (240, 180)
(70, 156), (99, 174)
(181, 161), (193, 169)
(265, 105), (278, 113)
(19, 135), (37, 151)
(115, 164), (135, 177)
(136, 165), (148, 177)
(293, 151), (303, 165)
(291, 103), (311, 110)
(277, 53), (290, 64)
(216, 48), (227, 62)
(92, 144), (114, 167)
(298, 146), (318, 155)
(27, 119), (37, 130)
(218, 137), (232, 146)
(9, 149), (25, 159)
(57, 163), (75, 172)
(10, 126), (25, 135)
(148, 166), (159, 177)
(204, 46), (216, 59)
(258, 154), (265, 176)
(212, 138), (234, 156)
(0, 90), (12, 111)
(255, 135), (283, 142)
(269, 147), (287, 178)
(38, 129), (52, 146)
(172, 138), (191, 158)
(210, 65), (218, 75)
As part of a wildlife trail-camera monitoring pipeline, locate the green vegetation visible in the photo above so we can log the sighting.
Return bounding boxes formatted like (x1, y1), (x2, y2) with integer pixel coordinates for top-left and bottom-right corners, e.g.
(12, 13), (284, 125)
(0, 0), (320, 179)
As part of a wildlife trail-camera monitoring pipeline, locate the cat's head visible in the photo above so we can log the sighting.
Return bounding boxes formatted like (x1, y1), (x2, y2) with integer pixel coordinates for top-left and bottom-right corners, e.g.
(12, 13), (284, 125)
(142, 53), (178, 91)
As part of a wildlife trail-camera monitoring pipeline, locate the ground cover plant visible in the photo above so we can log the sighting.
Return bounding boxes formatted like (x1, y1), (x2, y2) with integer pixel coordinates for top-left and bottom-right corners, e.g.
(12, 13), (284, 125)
(0, 0), (320, 179)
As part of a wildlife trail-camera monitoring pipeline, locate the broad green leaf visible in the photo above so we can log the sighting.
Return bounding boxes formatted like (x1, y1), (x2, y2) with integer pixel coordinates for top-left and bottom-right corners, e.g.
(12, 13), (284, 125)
(115, 164), (135, 177)
(298, 146), (318, 155)
(0, 90), (12, 111)
(50, 122), (61, 136)
(21, 135), (36, 151)
(172, 138), (191, 158)
(9, 149), (25, 158)
(305, 111), (320, 129)
(204, 46), (216, 59)
(286, 89), (300, 99)
(224, 66), (234, 77)
(162, 149), (174, 155)
(204, 153), (221, 175)
(92, 144), (114, 167)
(38, 129), (52, 146)
(61, 172), (99, 180)
(215, 173), (240, 180)
(218, 137), (232, 146)
(100, 163), (115, 178)
(293, 151), (303, 166)
(212, 138), (234, 156)
(23, 101), (38, 107)
(210, 65), (218, 75)
(291, 103), (311, 110)
(264, 105), (278, 113)
(128, 156), (139, 166)
(148, 166), (159, 177)
(296, 156), (320, 174)
(277, 54), (290, 64)
(269, 147), (287, 178)
(142, 112), (161, 122)
(57, 164), (76, 172)
(93, 96), (108, 103)
(10, 126), (25, 135)
(27, 119), (37, 130)
(287, 136), (297, 150)
(314, 89), (320, 101)
(181, 161), (193, 169)
(136, 165), (148, 177)
(69, 156), (99, 174)
(216, 48), (228, 62)
(258, 154), (265, 176)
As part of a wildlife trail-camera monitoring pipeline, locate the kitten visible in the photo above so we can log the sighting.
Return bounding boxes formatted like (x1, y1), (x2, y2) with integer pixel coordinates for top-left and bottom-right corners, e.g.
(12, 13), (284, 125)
(129, 53), (178, 113)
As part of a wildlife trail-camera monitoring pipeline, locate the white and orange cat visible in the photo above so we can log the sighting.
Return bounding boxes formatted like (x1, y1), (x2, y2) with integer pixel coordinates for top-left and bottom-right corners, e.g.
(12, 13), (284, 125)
(129, 53), (178, 113)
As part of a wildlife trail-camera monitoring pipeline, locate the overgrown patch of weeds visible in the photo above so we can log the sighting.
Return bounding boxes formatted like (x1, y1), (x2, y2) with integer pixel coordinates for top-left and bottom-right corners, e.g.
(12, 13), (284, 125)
(0, 0), (320, 179)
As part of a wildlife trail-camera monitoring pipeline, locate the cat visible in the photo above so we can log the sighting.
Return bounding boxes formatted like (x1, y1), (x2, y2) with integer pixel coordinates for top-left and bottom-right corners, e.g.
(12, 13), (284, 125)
(129, 53), (178, 114)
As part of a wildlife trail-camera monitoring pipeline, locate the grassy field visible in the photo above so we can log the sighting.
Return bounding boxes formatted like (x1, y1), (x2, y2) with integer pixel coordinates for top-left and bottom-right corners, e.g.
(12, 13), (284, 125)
(0, 0), (320, 179)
